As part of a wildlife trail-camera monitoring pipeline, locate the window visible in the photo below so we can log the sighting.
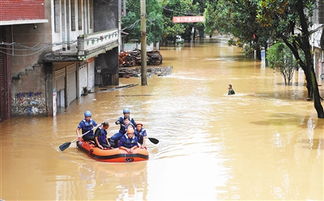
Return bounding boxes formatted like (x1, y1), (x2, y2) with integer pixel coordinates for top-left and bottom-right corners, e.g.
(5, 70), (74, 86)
(89, 0), (93, 29)
(66, 0), (70, 32)
(78, 0), (82, 30)
(71, 0), (76, 31)
(61, 0), (66, 33)
(54, 0), (61, 33)
(84, 0), (88, 33)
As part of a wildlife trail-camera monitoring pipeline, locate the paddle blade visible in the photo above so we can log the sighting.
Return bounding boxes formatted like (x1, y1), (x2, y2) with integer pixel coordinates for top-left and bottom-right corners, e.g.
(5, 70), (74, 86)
(148, 137), (159, 144)
(59, 142), (72, 151)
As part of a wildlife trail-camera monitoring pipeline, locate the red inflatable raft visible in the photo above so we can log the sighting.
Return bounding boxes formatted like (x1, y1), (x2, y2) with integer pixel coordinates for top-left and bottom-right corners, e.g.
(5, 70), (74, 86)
(76, 139), (149, 162)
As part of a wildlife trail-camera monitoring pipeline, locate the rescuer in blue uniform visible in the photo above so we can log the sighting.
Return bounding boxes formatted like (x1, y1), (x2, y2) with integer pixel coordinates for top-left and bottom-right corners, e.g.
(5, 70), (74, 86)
(110, 108), (136, 147)
(76, 111), (98, 141)
(118, 126), (140, 153)
(134, 122), (147, 147)
(94, 121), (110, 149)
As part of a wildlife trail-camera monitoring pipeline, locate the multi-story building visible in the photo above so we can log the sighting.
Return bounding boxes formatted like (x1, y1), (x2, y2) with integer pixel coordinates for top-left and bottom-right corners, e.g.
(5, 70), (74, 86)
(0, 0), (48, 121)
(0, 0), (121, 121)
(311, 0), (324, 84)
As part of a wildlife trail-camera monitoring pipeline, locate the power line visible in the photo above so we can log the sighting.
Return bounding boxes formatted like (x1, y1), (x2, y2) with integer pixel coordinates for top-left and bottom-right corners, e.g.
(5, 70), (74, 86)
(122, 19), (140, 31)
(0, 45), (50, 56)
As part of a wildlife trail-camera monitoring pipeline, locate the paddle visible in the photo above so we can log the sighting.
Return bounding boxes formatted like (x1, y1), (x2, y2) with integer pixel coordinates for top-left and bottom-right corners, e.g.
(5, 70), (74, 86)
(148, 137), (159, 144)
(59, 125), (100, 151)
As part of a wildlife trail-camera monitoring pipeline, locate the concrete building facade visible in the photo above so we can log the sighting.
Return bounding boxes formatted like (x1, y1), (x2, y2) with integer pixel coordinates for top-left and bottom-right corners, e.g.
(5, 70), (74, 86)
(0, 0), (48, 121)
(311, 0), (324, 84)
(0, 0), (121, 121)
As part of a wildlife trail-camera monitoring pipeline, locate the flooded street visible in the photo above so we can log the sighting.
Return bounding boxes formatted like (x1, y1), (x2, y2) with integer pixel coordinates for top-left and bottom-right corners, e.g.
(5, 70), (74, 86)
(1, 40), (323, 200)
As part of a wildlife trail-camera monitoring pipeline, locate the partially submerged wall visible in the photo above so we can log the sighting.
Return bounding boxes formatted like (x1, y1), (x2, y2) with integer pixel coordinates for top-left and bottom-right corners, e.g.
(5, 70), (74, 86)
(11, 64), (46, 115)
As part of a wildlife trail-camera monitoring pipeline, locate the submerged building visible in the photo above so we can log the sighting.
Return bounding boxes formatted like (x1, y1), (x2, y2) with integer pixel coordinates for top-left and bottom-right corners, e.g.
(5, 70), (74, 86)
(0, 0), (121, 121)
(311, 0), (324, 85)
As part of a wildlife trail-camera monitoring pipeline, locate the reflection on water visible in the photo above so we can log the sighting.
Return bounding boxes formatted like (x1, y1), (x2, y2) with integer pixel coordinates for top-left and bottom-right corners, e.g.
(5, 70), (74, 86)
(1, 41), (323, 200)
(307, 117), (315, 148)
(52, 160), (148, 201)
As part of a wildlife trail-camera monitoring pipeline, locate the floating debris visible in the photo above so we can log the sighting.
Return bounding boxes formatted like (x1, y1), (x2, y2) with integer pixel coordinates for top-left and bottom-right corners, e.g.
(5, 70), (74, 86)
(119, 49), (163, 67)
(119, 66), (173, 78)
(98, 84), (138, 92)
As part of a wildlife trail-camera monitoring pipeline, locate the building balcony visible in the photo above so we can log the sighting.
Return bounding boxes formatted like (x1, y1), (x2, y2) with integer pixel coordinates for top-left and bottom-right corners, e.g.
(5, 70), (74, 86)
(77, 29), (119, 60)
(43, 29), (119, 62)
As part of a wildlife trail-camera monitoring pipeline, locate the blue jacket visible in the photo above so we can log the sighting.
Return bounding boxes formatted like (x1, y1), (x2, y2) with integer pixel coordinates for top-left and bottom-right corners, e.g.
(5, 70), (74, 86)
(94, 127), (108, 145)
(118, 134), (139, 148)
(135, 128), (147, 138)
(116, 117), (136, 134)
(78, 119), (97, 137)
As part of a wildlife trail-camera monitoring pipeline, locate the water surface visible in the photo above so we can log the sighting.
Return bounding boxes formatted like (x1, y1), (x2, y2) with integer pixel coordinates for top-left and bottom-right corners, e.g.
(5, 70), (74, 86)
(1, 41), (323, 200)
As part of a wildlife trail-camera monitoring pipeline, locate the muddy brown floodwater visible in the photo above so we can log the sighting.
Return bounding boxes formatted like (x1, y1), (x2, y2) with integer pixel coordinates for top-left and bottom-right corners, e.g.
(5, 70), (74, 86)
(1, 40), (323, 200)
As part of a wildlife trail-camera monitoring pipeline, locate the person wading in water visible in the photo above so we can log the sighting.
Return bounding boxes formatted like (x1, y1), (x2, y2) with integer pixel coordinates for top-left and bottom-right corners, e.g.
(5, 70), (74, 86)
(228, 84), (235, 95)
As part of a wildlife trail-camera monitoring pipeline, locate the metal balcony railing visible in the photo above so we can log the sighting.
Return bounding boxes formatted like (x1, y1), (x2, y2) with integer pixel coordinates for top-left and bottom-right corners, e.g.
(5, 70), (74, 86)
(77, 29), (118, 60)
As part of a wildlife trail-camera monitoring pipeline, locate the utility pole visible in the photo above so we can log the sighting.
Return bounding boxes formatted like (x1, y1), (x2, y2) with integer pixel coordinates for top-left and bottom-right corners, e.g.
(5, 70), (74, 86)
(140, 0), (147, 85)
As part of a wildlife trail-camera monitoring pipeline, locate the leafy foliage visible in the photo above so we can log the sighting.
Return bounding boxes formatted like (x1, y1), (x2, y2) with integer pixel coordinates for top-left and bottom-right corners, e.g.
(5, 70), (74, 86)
(257, 0), (323, 100)
(204, 0), (272, 58)
(122, 0), (164, 44)
(205, 0), (324, 117)
(123, 0), (206, 44)
(204, 1), (217, 37)
(267, 42), (298, 85)
(161, 0), (202, 42)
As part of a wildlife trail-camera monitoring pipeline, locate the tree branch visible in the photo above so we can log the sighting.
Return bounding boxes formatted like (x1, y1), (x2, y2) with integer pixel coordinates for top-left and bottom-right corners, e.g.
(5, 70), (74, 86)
(280, 34), (305, 69)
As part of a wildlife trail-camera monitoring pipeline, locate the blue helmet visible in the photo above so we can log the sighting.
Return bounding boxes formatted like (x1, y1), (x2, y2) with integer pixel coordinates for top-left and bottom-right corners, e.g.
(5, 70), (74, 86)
(123, 108), (130, 114)
(84, 110), (92, 117)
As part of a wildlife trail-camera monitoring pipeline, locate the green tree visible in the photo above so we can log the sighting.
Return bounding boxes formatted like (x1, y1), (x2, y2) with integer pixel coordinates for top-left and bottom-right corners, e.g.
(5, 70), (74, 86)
(122, 0), (164, 45)
(204, 1), (217, 38)
(204, 0), (272, 60)
(161, 0), (201, 43)
(267, 42), (298, 85)
(193, 0), (207, 38)
(204, 0), (323, 118)
(123, 0), (206, 45)
(257, 0), (324, 118)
